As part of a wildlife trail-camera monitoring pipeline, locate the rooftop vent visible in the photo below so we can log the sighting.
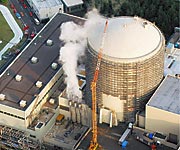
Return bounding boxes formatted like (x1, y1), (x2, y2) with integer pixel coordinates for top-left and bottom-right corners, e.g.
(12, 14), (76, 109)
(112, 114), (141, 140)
(31, 57), (38, 64)
(134, 16), (139, 20)
(15, 75), (22, 82)
(0, 94), (5, 101)
(51, 62), (58, 70)
(49, 98), (55, 105)
(36, 81), (42, 88)
(46, 39), (53, 46)
(20, 100), (26, 108)
(143, 21), (148, 29)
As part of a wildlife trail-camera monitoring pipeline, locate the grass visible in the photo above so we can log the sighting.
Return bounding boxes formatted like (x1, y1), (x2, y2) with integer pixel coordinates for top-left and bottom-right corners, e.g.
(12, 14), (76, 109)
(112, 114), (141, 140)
(0, 12), (14, 51)
(0, 3), (27, 68)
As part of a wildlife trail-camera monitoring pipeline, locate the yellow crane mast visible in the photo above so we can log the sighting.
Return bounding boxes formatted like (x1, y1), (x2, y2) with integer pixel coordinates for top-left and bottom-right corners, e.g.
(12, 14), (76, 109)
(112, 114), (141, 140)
(89, 20), (108, 150)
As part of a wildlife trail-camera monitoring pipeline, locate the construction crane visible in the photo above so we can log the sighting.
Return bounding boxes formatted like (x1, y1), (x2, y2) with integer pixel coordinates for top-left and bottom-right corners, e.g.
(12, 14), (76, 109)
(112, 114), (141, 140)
(89, 20), (108, 150)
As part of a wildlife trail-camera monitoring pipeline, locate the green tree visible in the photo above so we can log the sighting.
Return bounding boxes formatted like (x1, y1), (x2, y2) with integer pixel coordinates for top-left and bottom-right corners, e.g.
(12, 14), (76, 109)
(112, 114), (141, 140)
(0, 0), (8, 4)
(85, 0), (179, 39)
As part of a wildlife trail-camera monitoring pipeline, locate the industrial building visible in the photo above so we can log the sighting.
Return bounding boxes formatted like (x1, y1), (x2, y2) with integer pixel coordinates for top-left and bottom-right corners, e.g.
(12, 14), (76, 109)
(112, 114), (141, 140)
(61, 0), (84, 13)
(164, 30), (180, 77)
(0, 12), (86, 147)
(164, 48), (180, 76)
(86, 16), (165, 124)
(146, 75), (180, 146)
(1, 6), (176, 149)
(167, 28), (180, 49)
(26, 0), (63, 20)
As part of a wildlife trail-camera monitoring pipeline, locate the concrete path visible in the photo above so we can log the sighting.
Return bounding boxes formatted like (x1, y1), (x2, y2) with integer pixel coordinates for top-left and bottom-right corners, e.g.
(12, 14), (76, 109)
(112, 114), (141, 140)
(0, 5), (23, 60)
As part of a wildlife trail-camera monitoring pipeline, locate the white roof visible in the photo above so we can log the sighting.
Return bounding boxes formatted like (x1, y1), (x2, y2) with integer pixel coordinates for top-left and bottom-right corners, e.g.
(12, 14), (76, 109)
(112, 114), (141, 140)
(164, 49), (180, 76)
(32, 0), (63, 9)
(147, 75), (180, 114)
(62, 0), (83, 7)
(88, 16), (163, 59)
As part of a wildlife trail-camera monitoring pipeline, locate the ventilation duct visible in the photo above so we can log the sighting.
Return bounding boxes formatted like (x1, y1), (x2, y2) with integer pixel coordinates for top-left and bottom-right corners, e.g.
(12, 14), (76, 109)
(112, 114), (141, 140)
(15, 75), (22, 82)
(0, 94), (5, 101)
(46, 39), (53, 46)
(36, 81), (42, 88)
(20, 100), (26, 107)
(51, 62), (58, 70)
(49, 98), (55, 105)
(31, 57), (38, 64)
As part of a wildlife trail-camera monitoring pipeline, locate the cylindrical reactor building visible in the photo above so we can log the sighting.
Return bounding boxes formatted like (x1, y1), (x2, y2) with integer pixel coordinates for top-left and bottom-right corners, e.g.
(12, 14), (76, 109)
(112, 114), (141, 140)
(85, 16), (165, 122)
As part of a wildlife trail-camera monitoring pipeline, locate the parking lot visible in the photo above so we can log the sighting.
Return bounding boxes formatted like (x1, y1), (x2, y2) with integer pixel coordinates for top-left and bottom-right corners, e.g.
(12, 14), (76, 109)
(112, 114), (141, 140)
(0, 0), (46, 73)
(78, 123), (151, 150)
(9, 0), (45, 39)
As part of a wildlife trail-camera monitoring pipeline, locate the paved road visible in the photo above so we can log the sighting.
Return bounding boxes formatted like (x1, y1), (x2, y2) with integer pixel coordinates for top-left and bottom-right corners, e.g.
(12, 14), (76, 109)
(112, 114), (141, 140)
(0, 0), (45, 73)
(78, 123), (151, 150)
(9, 0), (45, 36)
(0, 5), (23, 60)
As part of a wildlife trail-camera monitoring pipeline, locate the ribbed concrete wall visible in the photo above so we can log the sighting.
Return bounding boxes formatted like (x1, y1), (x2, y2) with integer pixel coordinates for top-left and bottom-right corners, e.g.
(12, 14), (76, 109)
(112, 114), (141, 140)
(85, 17), (165, 122)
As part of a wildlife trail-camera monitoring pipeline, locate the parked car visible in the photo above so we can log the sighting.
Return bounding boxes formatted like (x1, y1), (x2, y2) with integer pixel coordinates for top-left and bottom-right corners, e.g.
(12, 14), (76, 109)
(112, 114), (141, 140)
(34, 18), (40, 25)
(20, 12), (24, 17)
(10, 4), (15, 9)
(30, 32), (36, 39)
(15, 49), (21, 55)
(29, 12), (33, 17)
(2, 52), (12, 60)
(23, 24), (29, 31)
(23, 3), (27, 9)
(13, 9), (17, 13)
(15, 12), (21, 19)
(24, 29), (29, 35)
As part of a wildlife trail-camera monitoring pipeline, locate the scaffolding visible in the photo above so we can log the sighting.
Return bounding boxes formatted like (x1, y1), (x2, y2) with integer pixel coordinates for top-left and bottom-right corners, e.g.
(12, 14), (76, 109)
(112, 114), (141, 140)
(0, 125), (39, 150)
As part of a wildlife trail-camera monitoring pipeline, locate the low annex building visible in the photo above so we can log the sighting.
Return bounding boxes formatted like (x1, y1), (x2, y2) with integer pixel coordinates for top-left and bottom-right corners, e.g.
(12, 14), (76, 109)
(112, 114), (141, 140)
(61, 0), (84, 13)
(146, 75), (180, 145)
(26, 0), (63, 20)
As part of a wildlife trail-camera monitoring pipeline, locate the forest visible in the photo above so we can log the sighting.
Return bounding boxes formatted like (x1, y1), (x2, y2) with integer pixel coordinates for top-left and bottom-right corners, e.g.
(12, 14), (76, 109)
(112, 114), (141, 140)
(87, 0), (179, 39)
(0, 0), (7, 4)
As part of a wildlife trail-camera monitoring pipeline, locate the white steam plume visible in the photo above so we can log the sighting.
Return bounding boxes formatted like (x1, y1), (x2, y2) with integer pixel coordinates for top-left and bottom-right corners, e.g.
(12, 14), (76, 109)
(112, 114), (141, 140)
(59, 9), (105, 102)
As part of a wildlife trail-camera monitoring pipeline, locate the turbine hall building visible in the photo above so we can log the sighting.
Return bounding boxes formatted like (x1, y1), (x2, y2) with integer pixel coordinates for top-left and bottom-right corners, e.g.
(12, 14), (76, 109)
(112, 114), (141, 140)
(86, 16), (165, 124)
(0, 13), (85, 141)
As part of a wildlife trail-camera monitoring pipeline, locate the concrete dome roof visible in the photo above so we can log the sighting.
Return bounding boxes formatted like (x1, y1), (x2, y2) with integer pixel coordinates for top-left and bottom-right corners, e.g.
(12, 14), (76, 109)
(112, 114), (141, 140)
(88, 16), (162, 59)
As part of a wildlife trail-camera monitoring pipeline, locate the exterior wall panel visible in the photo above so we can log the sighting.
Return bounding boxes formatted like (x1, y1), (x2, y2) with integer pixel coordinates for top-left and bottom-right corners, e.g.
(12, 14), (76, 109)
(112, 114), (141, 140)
(146, 105), (180, 140)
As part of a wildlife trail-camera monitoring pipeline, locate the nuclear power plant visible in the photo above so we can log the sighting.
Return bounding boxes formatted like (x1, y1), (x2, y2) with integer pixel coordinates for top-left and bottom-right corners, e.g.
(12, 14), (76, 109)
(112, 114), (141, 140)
(86, 16), (165, 123)
(1, 8), (179, 149)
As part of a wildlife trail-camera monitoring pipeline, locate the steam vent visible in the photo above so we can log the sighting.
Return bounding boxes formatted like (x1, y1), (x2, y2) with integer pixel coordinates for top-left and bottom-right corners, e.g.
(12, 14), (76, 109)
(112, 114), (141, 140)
(85, 16), (165, 122)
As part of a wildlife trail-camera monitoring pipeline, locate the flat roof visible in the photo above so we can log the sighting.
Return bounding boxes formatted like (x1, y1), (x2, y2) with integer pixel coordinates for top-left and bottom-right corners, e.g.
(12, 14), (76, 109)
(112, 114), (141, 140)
(147, 75), (180, 114)
(0, 13), (85, 111)
(62, 0), (83, 7)
(168, 32), (180, 44)
(164, 49), (180, 76)
(32, 0), (63, 9)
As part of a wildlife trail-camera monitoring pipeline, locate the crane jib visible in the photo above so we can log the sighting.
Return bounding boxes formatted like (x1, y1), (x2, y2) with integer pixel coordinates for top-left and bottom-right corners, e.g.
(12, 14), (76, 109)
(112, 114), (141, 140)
(89, 20), (108, 150)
